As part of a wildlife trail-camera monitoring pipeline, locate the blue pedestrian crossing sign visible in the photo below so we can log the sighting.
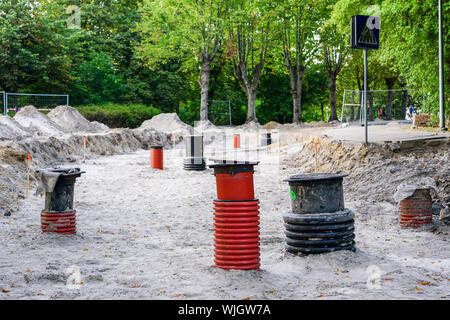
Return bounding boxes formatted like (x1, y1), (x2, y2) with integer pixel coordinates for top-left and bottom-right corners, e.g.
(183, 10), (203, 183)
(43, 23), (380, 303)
(351, 15), (380, 50)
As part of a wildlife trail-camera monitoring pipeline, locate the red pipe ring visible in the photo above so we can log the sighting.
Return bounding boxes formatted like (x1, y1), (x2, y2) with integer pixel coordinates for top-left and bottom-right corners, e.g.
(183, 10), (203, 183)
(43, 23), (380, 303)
(215, 248), (259, 255)
(215, 264), (260, 270)
(214, 222), (260, 228)
(215, 232), (260, 239)
(215, 243), (260, 249)
(41, 211), (76, 235)
(399, 198), (432, 228)
(214, 217), (259, 223)
(215, 173), (255, 201)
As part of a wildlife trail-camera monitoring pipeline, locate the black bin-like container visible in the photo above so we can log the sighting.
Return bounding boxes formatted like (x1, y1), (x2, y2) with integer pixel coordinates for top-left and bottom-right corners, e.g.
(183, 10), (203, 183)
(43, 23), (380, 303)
(260, 132), (272, 147)
(283, 173), (356, 254)
(44, 168), (85, 212)
(286, 173), (347, 214)
(184, 135), (206, 171)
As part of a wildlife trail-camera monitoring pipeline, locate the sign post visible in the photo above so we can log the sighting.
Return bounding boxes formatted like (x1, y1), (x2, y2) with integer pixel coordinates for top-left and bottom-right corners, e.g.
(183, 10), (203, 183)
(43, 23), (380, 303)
(351, 15), (380, 144)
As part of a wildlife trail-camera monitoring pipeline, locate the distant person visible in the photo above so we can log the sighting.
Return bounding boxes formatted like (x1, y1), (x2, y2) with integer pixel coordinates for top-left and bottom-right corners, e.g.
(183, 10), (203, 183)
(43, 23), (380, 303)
(408, 105), (415, 119)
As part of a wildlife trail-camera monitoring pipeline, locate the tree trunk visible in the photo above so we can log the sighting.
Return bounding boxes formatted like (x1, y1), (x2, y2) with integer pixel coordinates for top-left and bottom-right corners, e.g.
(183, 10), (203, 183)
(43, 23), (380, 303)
(385, 77), (397, 120)
(328, 76), (338, 121)
(292, 91), (302, 124)
(208, 54), (225, 102)
(292, 70), (304, 124)
(321, 103), (324, 121)
(367, 88), (374, 121)
(199, 60), (211, 121)
(246, 89), (257, 123)
(356, 71), (362, 122)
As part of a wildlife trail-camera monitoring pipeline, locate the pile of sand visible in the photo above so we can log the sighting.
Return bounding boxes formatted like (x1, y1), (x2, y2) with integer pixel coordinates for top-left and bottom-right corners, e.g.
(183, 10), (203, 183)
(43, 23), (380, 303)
(0, 116), (32, 140)
(91, 121), (110, 131)
(263, 121), (281, 130)
(48, 105), (108, 133)
(14, 106), (66, 136)
(138, 113), (193, 136)
(235, 120), (262, 132)
(194, 119), (217, 131)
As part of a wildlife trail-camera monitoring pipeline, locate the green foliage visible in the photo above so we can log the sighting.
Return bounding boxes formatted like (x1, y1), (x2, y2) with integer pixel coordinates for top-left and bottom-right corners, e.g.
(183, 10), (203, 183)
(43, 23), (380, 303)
(0, 0), (73, 92)
(332, 0), (449, 115)
(72, 52), (125, 105)
(257, 68), (293, 124)
(76, 104), (161, 128)
(380, 0), (449, 115)
(135, 0), (227, 72)
(427, 113), (440, 128)
(0, 0), (447, 128)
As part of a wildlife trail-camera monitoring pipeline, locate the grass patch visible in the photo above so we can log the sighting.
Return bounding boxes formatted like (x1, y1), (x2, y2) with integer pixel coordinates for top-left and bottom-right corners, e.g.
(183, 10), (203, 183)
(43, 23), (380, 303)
(75, 104), (162, 128)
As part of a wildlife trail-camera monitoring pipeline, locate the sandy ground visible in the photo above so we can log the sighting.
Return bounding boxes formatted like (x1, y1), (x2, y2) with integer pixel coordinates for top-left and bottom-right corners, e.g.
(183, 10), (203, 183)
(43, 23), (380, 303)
(1, 138), (449, 300)
(322, 124), (449, 143)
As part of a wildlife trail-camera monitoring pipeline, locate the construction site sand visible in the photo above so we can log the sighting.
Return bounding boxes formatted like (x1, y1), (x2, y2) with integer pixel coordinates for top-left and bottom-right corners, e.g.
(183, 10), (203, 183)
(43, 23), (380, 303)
(139, 113), (194, 137)
(0, 111), (173, 216)
(14, 106), (66, 136)
(0, 125), (448, 300)
(0, 116), (32, 141)
(48, 106), (109, 133)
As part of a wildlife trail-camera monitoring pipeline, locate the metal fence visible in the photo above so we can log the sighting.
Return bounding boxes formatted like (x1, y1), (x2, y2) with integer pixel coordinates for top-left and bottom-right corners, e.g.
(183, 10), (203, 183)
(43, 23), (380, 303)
(341, 89), (410, 123)
(0, 91), (5, 115)
(2, 92), (69, 115)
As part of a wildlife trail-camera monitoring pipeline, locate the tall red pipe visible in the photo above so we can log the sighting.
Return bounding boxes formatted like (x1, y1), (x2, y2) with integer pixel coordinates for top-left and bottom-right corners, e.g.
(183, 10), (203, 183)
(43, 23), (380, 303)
(150, 146), (164, 170)
(209, 161), (260, 270)
(233, 135), (240, 149)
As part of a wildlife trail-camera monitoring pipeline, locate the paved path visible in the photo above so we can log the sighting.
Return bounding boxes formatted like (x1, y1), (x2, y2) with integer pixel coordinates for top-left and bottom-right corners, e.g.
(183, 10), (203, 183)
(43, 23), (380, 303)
(322, 123), (449, 143)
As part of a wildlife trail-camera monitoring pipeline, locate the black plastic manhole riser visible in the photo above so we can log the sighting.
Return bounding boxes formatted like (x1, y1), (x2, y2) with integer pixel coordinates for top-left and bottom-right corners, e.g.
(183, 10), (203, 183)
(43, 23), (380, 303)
(283, 173), (356, 255)
(284, 173), (348, 183)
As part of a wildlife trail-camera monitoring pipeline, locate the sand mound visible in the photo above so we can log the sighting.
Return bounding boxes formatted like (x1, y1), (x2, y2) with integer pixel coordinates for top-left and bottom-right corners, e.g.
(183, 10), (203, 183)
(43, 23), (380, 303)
(14, 106), (66, 136)
(91, 121), (110, 131)
(263, 121), (281, 130)
(235, 120), (262, 131)
(194, 119), (217, 131)
(0, 116), (32, 140)
(48, 105), (107, 133)
(139, 113), (193, 136)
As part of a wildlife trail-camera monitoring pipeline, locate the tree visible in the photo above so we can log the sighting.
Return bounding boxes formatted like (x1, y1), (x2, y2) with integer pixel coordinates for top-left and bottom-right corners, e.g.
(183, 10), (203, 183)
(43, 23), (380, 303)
(330, 0), (402, 120)
(0, 0), (73, 93)
(72, 52), (125, 105)
(136, 0), (228, 122)
(227, 0), (273, 124)
(380, 0), (449, 115)
(321, 25), (348, 121)
(276, 0), (321, 124)
(332, 0), (449, 115)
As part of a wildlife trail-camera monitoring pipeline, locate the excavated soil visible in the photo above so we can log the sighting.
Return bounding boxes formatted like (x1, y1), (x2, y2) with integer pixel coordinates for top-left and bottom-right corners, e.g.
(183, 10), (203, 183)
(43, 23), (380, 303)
(0, 114), (449, 300)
